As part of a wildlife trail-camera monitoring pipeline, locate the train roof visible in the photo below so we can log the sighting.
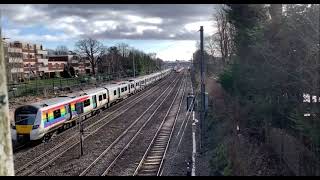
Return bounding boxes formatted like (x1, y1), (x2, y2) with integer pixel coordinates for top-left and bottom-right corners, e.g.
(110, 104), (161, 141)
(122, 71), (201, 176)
(103, 83), (125, 89)
(30, 96), (74, 109)
(82, 87), (107, 95)
(128, 77), (144, 81)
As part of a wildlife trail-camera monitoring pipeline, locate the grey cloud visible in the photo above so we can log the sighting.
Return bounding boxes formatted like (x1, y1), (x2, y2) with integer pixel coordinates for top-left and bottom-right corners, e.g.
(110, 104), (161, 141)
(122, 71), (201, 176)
(1, 4), (218, 40)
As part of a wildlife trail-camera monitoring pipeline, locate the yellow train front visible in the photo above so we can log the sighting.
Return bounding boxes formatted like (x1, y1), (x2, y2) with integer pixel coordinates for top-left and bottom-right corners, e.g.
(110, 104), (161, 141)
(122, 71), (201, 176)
(11, 105), (46, 142)
(11, 96), (89, 142)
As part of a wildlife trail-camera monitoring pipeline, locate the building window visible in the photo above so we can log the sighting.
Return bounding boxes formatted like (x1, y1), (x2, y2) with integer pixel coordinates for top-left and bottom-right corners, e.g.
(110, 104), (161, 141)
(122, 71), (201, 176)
(84, 99), (91, 107)
(53, 109), (61, 119)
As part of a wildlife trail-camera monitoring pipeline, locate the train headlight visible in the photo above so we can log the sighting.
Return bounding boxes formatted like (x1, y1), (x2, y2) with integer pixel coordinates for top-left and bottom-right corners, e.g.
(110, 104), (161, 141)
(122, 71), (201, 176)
(32, 125), (40, 129)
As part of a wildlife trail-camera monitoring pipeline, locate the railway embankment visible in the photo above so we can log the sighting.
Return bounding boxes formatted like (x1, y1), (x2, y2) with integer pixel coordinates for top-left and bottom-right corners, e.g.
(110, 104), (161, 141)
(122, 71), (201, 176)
(196, 75), (293, 176)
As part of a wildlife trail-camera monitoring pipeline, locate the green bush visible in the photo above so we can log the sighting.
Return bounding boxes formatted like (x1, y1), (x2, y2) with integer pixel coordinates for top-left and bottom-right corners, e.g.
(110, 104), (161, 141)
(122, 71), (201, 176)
(210, 143), (231, 176)
(217, 67), (234, 94)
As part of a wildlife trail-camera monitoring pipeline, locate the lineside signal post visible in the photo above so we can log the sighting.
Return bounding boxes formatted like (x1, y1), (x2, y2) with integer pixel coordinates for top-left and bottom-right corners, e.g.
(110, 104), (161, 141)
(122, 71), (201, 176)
(187, 93), (195, 112)
(76, 102), (84, 157)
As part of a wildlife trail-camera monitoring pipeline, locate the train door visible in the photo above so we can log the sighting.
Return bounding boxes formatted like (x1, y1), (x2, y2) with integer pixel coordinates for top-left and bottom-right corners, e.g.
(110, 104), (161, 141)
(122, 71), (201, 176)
(68, 104), (72, 120)
(62, 105), (70, 121)
(128, 84), (131, 94)
(93, 95), (97, 109)
(97, 93), (102, 107)
(118, 88), (121, 98)
(106, 89), (110, 104)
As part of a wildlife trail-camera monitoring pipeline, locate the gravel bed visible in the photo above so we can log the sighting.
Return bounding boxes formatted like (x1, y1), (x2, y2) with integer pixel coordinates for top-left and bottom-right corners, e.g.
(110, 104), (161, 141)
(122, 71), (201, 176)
(161, 73), (194, 176)
(106, 77), (186, 176)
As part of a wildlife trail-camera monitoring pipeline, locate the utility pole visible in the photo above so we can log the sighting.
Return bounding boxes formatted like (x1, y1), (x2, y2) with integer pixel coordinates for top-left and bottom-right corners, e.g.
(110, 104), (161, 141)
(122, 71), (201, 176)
(0, 10), (15, 176)
(76, 102), (84, 157)
(199, 26), (205, 151)
(79, 115), (84, 157)
(133, 52), (136, 78)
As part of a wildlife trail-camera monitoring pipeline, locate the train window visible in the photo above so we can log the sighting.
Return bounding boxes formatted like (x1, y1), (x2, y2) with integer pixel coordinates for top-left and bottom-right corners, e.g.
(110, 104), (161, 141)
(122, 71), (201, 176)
(53, 109), (61, 119)
(46, 113), (49, 122)
(114, 90), (117, 96)
(103, 94), (107, 100)
(125, 87), (127, 91)
(99, 95), (103, 101)
(136, 83), (138, 86)
(121, 88), (124, 92)
(84, 99), (91, 107)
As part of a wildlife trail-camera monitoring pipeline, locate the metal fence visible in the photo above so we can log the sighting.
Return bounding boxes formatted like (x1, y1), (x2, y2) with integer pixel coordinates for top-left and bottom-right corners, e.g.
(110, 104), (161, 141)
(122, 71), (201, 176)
(7, 74), (115, 99)
(7, 69), (158, 99)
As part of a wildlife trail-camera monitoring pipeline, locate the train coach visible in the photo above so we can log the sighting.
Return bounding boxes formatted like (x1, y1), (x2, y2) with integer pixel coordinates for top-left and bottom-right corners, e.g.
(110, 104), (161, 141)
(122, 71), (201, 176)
(11, 95), (90, 141)
(11, 69), (172, 142)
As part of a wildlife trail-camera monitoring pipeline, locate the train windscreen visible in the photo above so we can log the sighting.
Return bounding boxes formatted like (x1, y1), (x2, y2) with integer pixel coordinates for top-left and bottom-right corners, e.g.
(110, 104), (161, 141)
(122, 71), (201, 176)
(15, 106), (38, 125)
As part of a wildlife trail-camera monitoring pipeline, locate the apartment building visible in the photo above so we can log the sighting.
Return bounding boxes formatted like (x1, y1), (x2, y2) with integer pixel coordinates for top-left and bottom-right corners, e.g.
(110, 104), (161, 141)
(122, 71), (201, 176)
(3, 41), (49, 81)
(4, 41), (24, 82)
(4, 40), (93, 81)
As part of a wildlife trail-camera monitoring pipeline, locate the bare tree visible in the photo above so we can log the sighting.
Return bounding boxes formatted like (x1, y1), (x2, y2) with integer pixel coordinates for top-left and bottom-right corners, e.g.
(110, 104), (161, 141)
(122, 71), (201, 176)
(55, 45), (69, 55)
(204, 35), (217, 58)
(269, 4), (282, 26)
(214, 5), (235, 65)
(75, 38), (105, 76)
(117, 43), (130, 58)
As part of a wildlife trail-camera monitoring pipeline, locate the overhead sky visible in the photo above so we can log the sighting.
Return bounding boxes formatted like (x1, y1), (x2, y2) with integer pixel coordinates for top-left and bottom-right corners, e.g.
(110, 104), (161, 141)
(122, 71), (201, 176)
(0, 4), (219, 61)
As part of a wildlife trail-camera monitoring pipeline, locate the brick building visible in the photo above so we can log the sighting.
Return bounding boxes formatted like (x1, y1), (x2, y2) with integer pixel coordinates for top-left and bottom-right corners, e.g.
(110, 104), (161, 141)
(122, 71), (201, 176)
(4, 40), (93, 81)
(47, 55), (92, 77)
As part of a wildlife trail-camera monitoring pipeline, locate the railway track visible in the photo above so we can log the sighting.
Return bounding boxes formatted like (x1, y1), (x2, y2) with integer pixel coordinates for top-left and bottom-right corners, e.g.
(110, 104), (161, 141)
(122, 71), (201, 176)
(133, 75), (186, 176)
(78, 74), (184, 176)
(14, 74), (176, 176)
(160, 75), (196, 176)
(101, 74), (187, 176)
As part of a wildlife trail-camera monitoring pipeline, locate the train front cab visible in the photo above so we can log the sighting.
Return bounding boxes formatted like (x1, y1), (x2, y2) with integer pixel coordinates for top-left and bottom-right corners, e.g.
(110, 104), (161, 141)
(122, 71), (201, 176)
(12, 106), (44, 141)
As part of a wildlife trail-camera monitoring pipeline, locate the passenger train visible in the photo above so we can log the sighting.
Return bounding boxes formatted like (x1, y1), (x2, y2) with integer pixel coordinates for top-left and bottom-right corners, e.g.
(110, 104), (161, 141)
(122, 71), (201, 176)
(11, 69), (172, 142)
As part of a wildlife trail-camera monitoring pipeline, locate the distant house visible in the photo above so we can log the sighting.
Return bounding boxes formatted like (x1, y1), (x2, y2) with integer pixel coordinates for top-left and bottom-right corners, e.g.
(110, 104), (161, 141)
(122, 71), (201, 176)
(47, 55), (92, 77)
